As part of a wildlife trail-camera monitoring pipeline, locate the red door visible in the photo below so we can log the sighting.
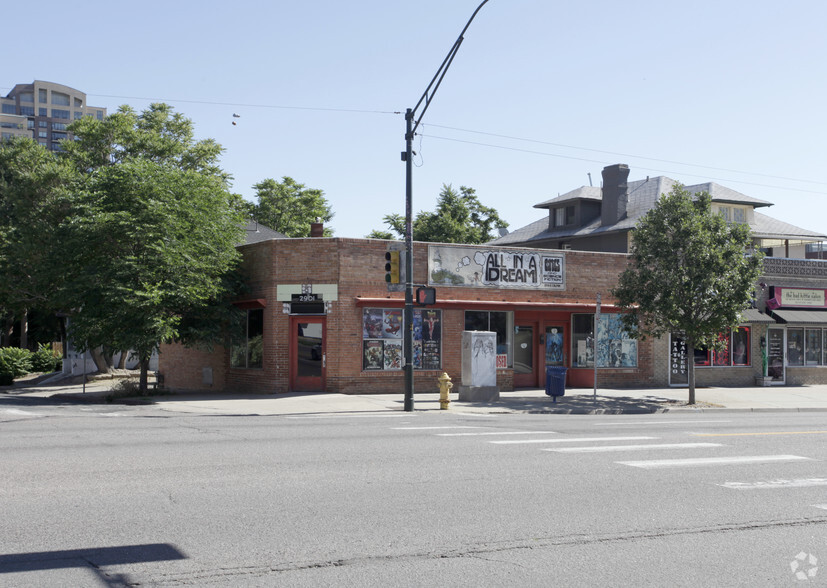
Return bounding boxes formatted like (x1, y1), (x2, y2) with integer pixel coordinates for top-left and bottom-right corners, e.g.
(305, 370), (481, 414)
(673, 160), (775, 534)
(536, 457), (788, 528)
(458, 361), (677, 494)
(291, 317), (325, 391)
(513, 323), (537, 387)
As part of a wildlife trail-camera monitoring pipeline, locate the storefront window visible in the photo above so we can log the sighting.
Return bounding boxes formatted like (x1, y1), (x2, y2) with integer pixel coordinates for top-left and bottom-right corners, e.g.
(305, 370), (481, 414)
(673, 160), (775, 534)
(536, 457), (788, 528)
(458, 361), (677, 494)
(571, 314), (594, 367)
(596, 314), (638, 367)
(363, 308), (442, 371)
(231, 308), (263, 369)
(787, 328), (804, 366)
(694, 327), (750, 367)
(464, 310), (512, 367)
(805, 329), (822, 365)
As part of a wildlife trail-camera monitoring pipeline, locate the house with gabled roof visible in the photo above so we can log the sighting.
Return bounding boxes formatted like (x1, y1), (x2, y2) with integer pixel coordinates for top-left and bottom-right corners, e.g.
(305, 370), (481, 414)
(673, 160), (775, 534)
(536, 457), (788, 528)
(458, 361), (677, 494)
(492, 164), (827, 388)
(492, 164), (825, 260)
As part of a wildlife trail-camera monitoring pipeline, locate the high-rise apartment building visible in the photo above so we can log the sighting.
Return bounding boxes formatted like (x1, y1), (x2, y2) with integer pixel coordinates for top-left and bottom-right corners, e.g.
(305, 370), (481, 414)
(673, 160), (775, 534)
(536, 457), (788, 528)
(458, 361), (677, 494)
(1, 80), (106, 150)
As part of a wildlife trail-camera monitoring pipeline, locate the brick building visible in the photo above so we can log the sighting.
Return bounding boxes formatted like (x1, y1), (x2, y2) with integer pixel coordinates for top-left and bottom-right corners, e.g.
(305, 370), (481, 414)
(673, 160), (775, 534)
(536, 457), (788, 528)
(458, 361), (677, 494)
(160, 237), (656, 394)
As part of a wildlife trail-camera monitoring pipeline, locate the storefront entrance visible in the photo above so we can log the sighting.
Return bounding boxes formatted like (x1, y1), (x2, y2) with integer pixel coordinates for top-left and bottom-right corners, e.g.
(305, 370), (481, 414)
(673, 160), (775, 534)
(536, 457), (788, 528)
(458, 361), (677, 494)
(291, 317), (326, 391)
(513, 321), (568, 388)
(767, 327), (785, 384)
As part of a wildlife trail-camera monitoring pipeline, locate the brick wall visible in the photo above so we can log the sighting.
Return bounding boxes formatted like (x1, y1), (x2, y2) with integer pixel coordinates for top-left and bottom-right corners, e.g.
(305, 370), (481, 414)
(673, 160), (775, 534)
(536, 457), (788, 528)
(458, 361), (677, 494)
(161, 239), (660, 394)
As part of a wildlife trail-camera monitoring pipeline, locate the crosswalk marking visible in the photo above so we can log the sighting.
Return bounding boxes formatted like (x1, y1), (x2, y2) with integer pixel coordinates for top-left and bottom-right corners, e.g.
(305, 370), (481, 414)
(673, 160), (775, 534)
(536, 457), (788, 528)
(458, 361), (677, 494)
(719, 479), (827, 490)
(285, 414), (410, 419)
(490, 436), (656, 445)
(617, 455), (812, 469)
(392, 426), (484, 430)
(436, 431), (555, 437)
(545, 443), (722, 454)
(596, 420), (731, 426)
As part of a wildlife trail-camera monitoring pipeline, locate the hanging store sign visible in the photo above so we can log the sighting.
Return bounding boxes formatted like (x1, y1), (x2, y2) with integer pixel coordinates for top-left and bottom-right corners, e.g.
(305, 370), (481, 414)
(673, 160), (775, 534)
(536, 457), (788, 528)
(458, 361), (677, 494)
(428, 245), (565, 290)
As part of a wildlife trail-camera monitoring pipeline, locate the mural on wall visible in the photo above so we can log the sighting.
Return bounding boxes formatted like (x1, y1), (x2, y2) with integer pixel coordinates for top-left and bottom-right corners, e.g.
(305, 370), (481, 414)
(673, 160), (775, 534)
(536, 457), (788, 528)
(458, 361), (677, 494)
(596, 314), (637, 368)
(362, 308), (442, 371)
(428, 245), (565, 290)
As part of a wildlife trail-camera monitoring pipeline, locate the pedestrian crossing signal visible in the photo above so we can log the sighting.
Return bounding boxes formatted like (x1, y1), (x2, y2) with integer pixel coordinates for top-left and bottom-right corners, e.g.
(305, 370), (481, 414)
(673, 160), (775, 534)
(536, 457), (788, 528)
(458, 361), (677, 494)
(385, 250), (400, 284)
(416, 287), (436, 306)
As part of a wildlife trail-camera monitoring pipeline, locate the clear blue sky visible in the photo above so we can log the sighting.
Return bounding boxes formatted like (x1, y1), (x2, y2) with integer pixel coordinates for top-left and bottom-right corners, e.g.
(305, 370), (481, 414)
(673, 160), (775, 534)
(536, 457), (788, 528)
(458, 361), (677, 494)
(5, 0), (826, 239)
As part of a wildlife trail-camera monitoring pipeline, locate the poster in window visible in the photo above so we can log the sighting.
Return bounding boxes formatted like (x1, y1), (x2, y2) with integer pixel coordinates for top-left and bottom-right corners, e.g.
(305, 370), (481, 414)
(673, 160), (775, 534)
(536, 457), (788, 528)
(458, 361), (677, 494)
(363, 309), (383, 338)
(422, 340), (441, 370)
(413, 340), (423, 369)
(363, 340), (384, 370)
(421, 309), (441, 341)
(596, 314), (637, 367)
(384, 339), (403, 370)
(383, 310), (403, 339)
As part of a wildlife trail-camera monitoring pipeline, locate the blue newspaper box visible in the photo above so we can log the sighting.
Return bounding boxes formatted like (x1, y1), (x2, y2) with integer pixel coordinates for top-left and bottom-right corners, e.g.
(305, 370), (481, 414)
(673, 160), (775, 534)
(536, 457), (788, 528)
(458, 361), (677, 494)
(545, 366), (568, 402)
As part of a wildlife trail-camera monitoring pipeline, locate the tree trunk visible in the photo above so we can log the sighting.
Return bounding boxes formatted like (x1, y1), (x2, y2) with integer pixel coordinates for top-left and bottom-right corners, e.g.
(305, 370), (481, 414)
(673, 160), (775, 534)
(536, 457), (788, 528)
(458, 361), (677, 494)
(687, 342), (696, 405)
(20, 309), (28, 350)
(89, 347), (111, 374)
(117, 351), (127, 370)
(1, 316), (12, 347)
(139, 357), (150, 393)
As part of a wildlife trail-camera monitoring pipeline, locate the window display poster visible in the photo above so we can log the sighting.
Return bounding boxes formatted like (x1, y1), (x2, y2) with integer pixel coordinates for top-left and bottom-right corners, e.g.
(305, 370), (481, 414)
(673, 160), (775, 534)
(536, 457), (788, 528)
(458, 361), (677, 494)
(384, 340), (403, 370)
(363, 340), (383, 370)
(383, 310), (403, 339)
(362, 308), (442, 371)
(596, 314), (637, 367)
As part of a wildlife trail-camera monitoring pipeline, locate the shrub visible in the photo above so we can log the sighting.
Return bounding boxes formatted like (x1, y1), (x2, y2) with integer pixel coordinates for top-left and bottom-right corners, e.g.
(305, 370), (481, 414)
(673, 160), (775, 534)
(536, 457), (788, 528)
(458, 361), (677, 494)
(31, 344), (60, 373)
(0, 347), (33, 382)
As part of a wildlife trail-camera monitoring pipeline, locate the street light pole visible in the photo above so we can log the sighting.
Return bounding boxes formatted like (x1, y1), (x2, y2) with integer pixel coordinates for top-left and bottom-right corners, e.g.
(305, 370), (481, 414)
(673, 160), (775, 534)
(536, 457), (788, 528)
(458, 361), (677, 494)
(402, 0), (491, 412)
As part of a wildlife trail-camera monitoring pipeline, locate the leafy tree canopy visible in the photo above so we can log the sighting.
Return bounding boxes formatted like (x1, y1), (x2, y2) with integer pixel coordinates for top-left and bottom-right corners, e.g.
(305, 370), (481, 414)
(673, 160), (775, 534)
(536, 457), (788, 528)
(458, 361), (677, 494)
(373, 184), (508, 243)
(251, 177), (333, 238)
(54, 104), (246, 388)
(612, 184), (763, 403)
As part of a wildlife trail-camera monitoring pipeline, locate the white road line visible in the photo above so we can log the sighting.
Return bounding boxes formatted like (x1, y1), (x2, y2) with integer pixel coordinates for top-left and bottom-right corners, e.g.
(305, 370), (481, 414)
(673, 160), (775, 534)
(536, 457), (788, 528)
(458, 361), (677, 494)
(491, 436), (657, 445)
(617, 455), (813, 469)
(392, 426), (485, 430)
(285, 414), (411, 419)
(719, 479), (827, 490)
(1, 409), (44, 417)
(436, 431), (555, 437)
(595, 420), (732, 426)
(546, 443), (723, 453)
(813, 504), (827, 510)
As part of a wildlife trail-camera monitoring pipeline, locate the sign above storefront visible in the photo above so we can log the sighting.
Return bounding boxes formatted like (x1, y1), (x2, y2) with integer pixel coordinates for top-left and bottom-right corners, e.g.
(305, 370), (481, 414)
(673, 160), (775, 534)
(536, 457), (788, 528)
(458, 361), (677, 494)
(767, 287), (827, 309)
(428, 245), (565, 290)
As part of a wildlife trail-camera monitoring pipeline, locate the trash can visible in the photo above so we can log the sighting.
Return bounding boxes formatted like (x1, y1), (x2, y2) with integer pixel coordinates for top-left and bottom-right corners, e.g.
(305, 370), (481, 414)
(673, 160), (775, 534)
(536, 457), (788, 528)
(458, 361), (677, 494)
(545, 366), (568, 401)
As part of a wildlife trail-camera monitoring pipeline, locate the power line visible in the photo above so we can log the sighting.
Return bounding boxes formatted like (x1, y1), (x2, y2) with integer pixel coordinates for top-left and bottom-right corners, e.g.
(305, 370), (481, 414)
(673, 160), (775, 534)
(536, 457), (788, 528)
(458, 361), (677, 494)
(425, 123), (827, 187)
(418, 133), (827, 196)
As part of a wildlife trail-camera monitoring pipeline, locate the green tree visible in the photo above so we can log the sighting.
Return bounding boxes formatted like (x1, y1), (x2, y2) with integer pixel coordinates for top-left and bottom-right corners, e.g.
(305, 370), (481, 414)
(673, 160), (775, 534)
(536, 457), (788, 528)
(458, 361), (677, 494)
(251, 177), (333, 237)
(56, 105), (246, 391)
(0, 137), (70, 349)
(612, 185), (763, 404)
(375, 184), (507, 243)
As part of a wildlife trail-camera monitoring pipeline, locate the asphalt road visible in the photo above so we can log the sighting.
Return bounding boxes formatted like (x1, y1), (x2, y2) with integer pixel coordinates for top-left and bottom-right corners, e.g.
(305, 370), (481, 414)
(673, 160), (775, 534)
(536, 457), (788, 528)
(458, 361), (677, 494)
(2, 400), (827, 586)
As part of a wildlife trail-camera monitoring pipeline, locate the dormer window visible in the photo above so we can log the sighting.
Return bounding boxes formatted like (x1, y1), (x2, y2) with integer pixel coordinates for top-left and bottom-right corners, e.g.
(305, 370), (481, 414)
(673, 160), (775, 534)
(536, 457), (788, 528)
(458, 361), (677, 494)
(554, 205), (576, 227)
(714, 204), (747, 224)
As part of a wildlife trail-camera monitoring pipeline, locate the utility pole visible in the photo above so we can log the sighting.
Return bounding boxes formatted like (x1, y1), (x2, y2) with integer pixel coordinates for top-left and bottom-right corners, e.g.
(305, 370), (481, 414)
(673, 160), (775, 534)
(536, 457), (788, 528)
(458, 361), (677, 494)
(402, 0), (491, 412)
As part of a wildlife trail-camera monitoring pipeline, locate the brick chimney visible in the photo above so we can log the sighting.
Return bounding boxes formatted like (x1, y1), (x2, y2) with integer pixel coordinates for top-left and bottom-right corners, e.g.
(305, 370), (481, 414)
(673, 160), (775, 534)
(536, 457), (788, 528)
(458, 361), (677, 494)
(601, 164), (630, 226)
(310, 221), (324, 237)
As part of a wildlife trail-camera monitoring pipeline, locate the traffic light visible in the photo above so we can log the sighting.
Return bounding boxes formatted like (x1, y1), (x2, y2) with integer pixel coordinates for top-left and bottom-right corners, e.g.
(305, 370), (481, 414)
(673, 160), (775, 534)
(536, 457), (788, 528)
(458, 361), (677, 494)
(384, 250), (400, 284)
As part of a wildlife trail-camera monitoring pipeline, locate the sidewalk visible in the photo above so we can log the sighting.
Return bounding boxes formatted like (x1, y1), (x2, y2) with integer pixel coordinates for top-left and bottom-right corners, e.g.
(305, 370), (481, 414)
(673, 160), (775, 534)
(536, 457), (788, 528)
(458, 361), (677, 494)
(4, 376), (827, 415)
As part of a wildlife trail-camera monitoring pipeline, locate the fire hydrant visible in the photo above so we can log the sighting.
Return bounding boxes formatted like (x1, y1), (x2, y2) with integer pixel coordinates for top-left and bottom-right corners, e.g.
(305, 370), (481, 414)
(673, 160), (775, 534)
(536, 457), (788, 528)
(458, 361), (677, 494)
(438, 372), (453, 410)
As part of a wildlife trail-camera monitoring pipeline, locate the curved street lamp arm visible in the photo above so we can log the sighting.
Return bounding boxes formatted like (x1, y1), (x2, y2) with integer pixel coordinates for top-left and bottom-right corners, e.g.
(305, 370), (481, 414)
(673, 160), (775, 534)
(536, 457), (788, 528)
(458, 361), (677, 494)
(409, 0), (491, 137)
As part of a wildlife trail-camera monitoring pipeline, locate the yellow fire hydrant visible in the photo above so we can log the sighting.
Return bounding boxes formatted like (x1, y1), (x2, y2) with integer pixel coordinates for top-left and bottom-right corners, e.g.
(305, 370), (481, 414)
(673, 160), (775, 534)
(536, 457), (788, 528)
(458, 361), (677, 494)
(438, 372), (453, 410)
